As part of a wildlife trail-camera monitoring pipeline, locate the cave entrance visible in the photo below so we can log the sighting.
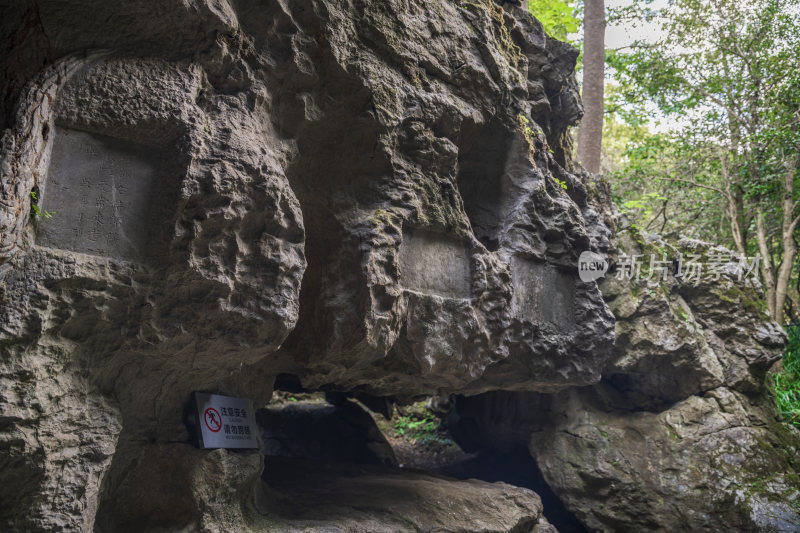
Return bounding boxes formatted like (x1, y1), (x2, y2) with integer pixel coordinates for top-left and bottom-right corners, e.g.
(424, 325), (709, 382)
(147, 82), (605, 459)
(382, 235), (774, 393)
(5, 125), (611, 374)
(256, 381), (585, 532)
(439, 447), (589, 533)
(257, 384), (469, 471)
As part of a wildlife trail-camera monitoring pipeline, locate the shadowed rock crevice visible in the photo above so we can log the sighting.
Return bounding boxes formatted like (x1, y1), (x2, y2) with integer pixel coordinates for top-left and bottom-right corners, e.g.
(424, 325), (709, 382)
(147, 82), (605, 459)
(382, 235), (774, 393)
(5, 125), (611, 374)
(256, 399), (398, 467)
(437, 447), (589, 533)
(455, 117), (514, 252)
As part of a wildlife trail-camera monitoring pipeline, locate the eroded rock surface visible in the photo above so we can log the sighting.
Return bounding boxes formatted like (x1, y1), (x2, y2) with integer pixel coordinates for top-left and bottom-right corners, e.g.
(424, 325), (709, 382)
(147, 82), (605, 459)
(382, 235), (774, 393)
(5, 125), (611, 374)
(531, 385), (800, 532)
(450, 233), (800, 532)
(0, 0), (612, 530)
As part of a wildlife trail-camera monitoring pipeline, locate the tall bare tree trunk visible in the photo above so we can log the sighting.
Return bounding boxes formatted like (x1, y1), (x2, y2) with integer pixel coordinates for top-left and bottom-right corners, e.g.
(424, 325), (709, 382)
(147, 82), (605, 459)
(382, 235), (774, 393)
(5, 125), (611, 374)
(577, 0), (605, 174)
(756, 209), (777, 318)
(775, 154), (800, 324)
(721, 152), (747, 255)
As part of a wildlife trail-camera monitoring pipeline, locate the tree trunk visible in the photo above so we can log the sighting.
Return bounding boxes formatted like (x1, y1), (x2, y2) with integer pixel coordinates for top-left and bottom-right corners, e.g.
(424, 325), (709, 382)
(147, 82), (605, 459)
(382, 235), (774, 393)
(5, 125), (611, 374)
(775, 154), (800, 324)
(721, 152), (747, 255)
(756, 209), (777, 318)
(577, 0), (605, 174)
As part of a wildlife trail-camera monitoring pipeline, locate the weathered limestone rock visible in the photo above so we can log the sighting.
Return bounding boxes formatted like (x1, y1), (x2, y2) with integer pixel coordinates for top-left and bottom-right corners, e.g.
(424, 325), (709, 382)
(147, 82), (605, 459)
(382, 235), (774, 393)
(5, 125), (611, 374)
(601, 232), (785, 408)
(3, 0), (794, 531)
(0, 43), (303, 530)
(530, 234), (800, 531)
(450, 232), (800, 532)
(94, 445), (263, 533)
(530, 385), (800, 533)
(255, 457), (556, 533)
(259, 0), (614, 397)
(0, 0), (612, 530)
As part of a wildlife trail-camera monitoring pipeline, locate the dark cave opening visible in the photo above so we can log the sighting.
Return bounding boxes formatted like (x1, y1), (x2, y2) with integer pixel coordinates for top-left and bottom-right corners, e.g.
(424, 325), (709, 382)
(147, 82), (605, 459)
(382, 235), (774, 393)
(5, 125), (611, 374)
(438, 447), (589, 533)
(256, 389), (587, 532)
(273, 373), (306, 394)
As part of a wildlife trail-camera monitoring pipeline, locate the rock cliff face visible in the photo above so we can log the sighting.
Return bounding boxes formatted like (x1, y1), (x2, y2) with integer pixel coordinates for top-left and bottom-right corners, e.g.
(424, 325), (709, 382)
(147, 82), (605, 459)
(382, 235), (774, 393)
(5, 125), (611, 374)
(2, 1), (797, 532)
(0, 0), (612, 531)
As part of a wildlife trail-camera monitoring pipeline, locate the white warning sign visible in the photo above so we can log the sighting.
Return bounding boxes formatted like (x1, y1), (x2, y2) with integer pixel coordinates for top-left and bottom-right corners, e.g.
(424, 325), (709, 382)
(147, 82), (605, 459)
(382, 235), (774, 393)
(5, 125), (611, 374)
(194, 392), (259, 449)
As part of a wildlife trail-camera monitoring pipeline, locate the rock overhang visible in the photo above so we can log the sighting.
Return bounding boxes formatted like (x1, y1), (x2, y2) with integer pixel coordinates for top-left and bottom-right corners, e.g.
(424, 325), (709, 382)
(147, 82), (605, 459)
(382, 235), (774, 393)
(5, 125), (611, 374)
(0, 1), (615, 530)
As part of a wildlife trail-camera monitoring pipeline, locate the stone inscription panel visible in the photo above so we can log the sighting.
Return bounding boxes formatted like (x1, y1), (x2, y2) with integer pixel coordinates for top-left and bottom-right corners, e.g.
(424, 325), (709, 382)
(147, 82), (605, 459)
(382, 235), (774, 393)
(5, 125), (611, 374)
(511, 257), (575, 326)
(399, 229), (471, 299)
(37, 128), (160, 261)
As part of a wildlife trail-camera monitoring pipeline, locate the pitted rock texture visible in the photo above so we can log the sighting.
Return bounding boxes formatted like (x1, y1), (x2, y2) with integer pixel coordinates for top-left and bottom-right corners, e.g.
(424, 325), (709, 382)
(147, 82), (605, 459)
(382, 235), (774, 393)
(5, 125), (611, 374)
(449, 233), (800, 532)
(258, 0), (614, 397)
(0, 0), (612, 530)
(601, 232), (786, 409)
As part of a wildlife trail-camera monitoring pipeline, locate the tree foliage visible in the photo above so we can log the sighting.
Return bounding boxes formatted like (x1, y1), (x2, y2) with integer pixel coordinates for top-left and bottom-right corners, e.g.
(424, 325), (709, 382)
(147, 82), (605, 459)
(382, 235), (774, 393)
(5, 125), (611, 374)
(527, 0), (580, 41)
(605, 0), (800, 323)
(775, 325), (800, 428)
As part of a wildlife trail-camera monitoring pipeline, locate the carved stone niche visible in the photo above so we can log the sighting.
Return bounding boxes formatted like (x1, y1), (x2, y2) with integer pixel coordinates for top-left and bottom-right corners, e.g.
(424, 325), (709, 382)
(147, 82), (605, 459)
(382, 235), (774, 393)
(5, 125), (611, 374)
(511, 256), (575, 327)
(399, 228), (472, 299)
(37, 127), (165, 262)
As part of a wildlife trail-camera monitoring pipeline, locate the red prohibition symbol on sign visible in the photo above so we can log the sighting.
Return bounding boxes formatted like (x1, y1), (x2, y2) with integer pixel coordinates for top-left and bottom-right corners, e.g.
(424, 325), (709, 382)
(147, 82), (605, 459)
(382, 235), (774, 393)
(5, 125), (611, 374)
(204, 407), (222, 433)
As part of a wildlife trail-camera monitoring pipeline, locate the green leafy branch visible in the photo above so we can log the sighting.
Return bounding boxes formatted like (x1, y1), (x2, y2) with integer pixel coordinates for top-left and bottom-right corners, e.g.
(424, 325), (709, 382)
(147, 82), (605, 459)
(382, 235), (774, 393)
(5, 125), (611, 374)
(30, 191), (56, 219)
(527, 0), (579, 42)
(393, 411), (449, 446)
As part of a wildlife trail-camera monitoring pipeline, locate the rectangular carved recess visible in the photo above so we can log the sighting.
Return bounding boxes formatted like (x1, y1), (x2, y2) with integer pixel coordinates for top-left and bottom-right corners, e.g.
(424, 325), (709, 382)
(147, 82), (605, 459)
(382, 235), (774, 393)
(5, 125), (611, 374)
(511, 257), (575, 327)
(37, 127), (162, 261)
(399, 228), (472, 299)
